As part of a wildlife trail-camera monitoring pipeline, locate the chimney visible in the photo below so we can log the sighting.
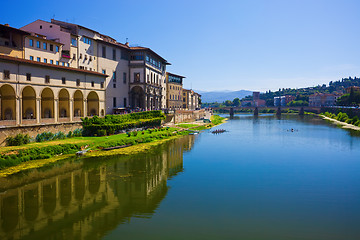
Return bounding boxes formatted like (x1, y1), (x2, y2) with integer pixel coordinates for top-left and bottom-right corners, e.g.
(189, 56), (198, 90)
(125, 42), (129, 47)
(4, 24), (9, 27)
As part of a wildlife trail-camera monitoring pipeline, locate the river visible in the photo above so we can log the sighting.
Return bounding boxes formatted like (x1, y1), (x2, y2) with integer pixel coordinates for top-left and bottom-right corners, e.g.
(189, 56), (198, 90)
(1, 114), (360, 240)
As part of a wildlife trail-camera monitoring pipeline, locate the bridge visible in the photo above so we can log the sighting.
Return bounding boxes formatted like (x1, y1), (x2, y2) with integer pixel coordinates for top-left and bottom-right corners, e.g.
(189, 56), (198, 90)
(212, 106), (322, 116)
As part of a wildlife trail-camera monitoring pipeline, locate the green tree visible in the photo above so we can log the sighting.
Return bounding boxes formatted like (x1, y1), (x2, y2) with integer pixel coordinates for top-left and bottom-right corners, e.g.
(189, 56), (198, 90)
(224, 100), (233, 106)
(233, 98), (241, 107)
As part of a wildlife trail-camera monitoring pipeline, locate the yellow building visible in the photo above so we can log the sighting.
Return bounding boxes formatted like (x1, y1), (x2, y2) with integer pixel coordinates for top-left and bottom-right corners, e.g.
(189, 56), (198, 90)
(166, 72), (184, 110)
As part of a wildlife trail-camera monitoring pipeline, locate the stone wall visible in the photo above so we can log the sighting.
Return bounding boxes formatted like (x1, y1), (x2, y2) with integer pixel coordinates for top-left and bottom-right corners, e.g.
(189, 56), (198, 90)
(0, 122), (82, 146)
(173, 109), (206, 124)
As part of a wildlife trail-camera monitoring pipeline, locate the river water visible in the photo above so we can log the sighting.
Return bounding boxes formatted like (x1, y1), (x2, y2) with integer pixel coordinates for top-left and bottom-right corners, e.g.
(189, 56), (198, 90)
(1, 114), (360, 240)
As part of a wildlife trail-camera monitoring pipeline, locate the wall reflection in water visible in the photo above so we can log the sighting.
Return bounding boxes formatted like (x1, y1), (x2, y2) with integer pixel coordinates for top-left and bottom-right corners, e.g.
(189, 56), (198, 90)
(0, 135), (195, 240)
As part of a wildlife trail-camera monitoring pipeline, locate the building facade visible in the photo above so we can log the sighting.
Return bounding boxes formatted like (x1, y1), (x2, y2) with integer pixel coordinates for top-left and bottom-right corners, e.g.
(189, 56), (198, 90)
(309, 93), (339, 107)
(129, 47), (168, 110)
(166, 72), (184, 110)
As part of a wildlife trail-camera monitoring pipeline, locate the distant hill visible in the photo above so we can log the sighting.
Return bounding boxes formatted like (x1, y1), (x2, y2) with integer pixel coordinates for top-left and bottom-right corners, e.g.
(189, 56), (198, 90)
(196, 90), (253, 103)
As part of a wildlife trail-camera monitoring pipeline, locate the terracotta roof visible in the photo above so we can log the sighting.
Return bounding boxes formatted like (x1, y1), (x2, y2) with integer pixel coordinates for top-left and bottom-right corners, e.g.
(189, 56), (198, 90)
(0, 55), (108, 77)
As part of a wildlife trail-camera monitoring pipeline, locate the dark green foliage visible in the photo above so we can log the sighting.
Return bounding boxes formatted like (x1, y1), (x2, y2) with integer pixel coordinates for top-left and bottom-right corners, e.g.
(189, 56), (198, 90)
(81, 111), (165, 136)
(287, 100), (309, 107)
(97, 129), (107, 136)
(323, 111), (360, 127)
(6, 133), (31, 146)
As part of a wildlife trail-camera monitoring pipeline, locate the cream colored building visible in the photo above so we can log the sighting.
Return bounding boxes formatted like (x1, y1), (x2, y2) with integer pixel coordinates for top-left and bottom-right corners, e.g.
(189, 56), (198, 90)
(129, 47), (169, 110)
(166, 72), (184, 110)
(0, 54), (106, 127)
(183, 89), (201, 110)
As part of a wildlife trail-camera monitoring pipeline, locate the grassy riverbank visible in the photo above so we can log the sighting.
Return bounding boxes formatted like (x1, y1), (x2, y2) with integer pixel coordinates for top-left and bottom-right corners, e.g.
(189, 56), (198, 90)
(320, 112), (360, 131)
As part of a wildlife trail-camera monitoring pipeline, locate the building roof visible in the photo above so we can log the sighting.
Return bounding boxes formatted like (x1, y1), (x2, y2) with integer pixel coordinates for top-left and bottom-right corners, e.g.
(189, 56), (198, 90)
(0, 55), (108, 77)
(130, 46), (170, 64)
(166, 72), (186, 78)
(0, 24), (31, 36)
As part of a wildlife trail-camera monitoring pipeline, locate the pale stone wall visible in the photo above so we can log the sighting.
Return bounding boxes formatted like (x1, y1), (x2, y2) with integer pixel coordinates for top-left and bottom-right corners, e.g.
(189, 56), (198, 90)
(173, 109), (206, 123)
(0, 122), (82, 145)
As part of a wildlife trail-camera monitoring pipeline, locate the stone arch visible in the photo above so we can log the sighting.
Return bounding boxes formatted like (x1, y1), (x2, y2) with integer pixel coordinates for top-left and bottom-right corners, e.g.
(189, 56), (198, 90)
(24, 187), (39, 222)
(42, 182), (57, 215)
(59, 89), (70, 118)
(41, 88), (54, 118)
(22, 86), (36, 119)
(87, 91), (99, 116)
(60, 177), (71, 207)
(130, 86), (145, 109)
(88, 169), (100, 194)
(0, 84), (16, 120)
(73, 90), (84, 117)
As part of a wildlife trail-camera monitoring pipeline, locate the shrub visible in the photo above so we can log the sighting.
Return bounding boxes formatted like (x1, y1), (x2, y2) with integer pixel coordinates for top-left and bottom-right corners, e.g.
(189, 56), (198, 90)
(97, 129), (107, 136)
(6, 133), (31, 146)
(133, 131), (138, 136)
(54, 131), (66, 140)
(73, 128), (83, 137)
(66, 131), (73, 138)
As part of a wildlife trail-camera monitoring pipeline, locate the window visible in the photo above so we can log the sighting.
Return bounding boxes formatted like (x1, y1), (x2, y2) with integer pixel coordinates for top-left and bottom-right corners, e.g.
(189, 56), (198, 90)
(29, 56), (34, 61)
(3, 70), (10, 79)
(112, 71), (116, 82)
(124, 98), (127, 107)
(102, 69), (106, 74)
(123, 72), (126, 84)
(113, 83), (116, 88)
(147, 74), (149, 83)
(91, 81), (94, 87)
(71, 38), (77, 46)
(73, 54), (76, 60)
(36, 41), (40, 48)
(37, 57), (41, 62)
(44, 58), (47, 63)
(134, 72), (140, 82)
(66, 63), (69, 67)
(40, 25), (42, 29)
(56, 61), (59, 65)
(29, 39), (33, 47)
(43, 42), (47, 50)
(26, 73), (31, 81)
(83, 36), (92, 45)
(102, 46), (106, 58)
(62, 77), (66, 84)
(62, 62), (65, 66)
(76, 79), (80, 86)
(101, 82), (104, 88)
(45, 75), (50, 83)
(50, 44), (53, 51)
(55, 46), (59, 52)
(113, 49), (116, 60)
(113, 97), (116, 108)
(50, 60), (53, 64)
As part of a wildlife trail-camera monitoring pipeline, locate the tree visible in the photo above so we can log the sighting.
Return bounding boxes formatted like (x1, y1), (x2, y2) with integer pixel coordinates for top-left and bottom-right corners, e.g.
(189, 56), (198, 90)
(224, 100), (233, 106)
(233, 98), (241, 107)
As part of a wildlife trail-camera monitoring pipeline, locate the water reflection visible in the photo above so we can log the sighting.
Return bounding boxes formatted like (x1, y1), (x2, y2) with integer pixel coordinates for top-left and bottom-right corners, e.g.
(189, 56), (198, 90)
(0, 135), (195, 240)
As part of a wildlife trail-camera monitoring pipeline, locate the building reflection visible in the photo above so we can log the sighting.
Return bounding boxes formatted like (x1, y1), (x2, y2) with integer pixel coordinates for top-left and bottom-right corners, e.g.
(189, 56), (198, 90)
(0, 135), (195, 240)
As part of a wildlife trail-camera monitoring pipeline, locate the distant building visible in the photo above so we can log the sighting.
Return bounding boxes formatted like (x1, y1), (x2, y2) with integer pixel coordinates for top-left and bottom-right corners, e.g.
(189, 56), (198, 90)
(309, 93), (339, 107)
(183, 89), (201, 110)
(253, 91), (260, 100)
(274, 95), (295, 106)
(166, 72), (184, 110)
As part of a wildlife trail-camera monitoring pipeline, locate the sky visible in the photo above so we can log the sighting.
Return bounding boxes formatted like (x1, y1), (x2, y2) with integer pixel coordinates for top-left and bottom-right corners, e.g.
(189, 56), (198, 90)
(1, 0), (360, 92)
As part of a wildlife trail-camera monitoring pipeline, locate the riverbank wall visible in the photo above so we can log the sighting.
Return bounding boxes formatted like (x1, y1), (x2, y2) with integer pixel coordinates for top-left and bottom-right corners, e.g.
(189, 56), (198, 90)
(0, 122), (82, 146)
(165, 110), (207, 124)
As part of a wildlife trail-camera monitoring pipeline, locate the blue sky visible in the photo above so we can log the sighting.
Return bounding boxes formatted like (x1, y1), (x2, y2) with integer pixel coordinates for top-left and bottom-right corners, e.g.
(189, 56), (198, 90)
(2, 0), (360, 92)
